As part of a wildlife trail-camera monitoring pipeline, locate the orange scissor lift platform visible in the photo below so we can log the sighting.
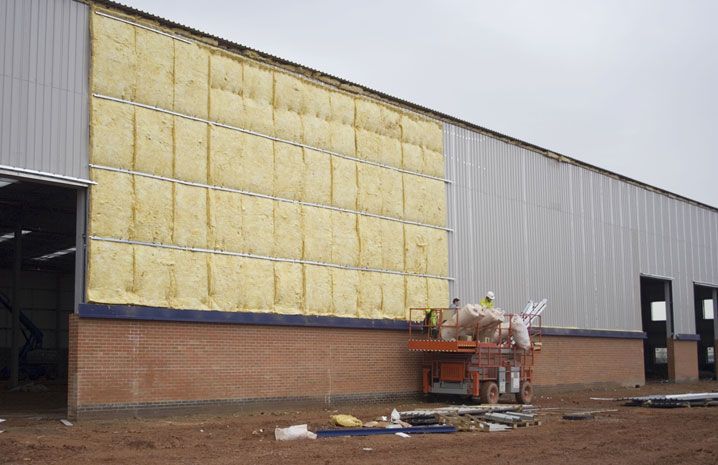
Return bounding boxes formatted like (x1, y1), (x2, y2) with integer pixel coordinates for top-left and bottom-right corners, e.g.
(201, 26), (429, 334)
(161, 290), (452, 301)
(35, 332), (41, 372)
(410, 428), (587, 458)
(408, 307), (542, 404)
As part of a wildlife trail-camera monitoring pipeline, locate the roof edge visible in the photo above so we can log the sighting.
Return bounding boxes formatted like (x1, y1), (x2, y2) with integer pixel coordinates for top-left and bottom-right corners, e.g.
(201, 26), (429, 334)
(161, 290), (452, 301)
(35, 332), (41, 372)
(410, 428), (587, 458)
(84, 0), (717, 213)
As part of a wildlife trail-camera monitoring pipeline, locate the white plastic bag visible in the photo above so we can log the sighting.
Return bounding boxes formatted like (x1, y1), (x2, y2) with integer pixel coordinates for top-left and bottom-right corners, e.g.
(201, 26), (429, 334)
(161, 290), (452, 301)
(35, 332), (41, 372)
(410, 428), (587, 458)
(440, 304), (504, 340)
(511, 315), (531, 350)
(275, 424), (317, 441)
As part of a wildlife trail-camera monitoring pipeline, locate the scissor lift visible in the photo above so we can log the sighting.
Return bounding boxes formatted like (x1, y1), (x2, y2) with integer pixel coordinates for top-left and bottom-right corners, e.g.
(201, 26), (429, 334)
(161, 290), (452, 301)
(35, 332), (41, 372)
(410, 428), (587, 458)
(408, 303), (543, 404)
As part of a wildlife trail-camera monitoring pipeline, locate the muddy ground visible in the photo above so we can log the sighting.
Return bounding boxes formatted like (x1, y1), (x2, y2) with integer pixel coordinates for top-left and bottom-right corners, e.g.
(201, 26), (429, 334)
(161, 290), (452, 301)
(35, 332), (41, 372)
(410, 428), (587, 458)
(1, 381), (717, 465)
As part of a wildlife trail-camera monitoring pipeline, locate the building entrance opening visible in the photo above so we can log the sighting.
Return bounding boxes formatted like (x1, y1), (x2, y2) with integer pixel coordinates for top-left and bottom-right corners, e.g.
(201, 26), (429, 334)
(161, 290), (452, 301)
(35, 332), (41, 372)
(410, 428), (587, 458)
(0, 177), (79, 414)
(694, 285), (716, 380)
(640, 276), (673, 381)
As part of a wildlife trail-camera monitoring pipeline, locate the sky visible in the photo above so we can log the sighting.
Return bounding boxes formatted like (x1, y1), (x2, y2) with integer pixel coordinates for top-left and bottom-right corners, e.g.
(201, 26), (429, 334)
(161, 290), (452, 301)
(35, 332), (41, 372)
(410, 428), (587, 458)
(122, 0), (718, 207)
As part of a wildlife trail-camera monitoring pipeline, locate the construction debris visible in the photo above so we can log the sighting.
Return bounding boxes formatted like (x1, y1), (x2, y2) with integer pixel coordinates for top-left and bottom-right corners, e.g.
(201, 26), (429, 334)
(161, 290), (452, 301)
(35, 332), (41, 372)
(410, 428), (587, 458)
(594, 392), (718, 408)
(315, 425), (457, 438)
(274, 424), (317, 441)
(395, 432), (411, 438)
(60, 419), (73, 427)
(331, 414), (363, 427)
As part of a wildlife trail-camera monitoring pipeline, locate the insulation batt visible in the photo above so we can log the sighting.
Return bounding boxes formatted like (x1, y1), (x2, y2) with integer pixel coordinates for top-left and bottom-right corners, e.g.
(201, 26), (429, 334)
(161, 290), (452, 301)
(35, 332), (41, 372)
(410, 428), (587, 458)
(89, 11), (451, 320)
(90, 97), (134, 169)
(440, 304), (504, 340)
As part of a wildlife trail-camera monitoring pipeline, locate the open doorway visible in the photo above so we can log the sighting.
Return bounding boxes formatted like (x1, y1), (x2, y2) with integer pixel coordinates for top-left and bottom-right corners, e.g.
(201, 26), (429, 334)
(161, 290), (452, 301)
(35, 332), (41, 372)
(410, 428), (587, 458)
(694, 285), (716, 380)
(0, 177), (79, 414)
(640, 276), (673, 381)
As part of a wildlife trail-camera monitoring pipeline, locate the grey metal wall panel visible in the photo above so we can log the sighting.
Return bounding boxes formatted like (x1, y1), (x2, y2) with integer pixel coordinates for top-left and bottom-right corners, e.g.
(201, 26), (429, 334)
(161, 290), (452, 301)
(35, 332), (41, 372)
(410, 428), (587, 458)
(446, 124), (718, 334)
(0, 0), (89, 182)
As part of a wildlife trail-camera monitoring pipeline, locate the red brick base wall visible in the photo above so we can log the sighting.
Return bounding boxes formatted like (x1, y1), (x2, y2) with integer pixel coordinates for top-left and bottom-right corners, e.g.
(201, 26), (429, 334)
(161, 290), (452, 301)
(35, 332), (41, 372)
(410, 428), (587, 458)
(67, 316), (646, 418)
(668, 339), (699, 382)
(532, 336), (644, 387)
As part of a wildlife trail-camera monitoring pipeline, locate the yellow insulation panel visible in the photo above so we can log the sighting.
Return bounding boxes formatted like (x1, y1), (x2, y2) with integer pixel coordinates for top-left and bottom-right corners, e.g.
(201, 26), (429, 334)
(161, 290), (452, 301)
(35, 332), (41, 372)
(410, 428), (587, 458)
(404, 224), (428, 274)
(210, 53), (243, 94)
(381, 168), (403, 218)
(86, 240), (135, 304)
(241, 257), (274, 311)
(426, 229), (449, 277)
(273, 143), (304, 200)
(381, 273), (405, 319)
(92, 13), (136, 99)
(273, 202), (303, 258)
(89, 169), (133, 239)
(207, 189), (243, 251)
(302, 149), (331, 205)
(88, 11), (451, 321)
(356, 164), (383, 215)
(243, 62), (273, 104)
(135, 28), (174, 109)
(174, 184), (207, 249)
(427, 278), (449, 309)
(302, 206), (332, 263)
(358, 216), (382, 269)
(90, 97), (134, 169)
(332, 269), (359, 317)
(381, 221), (404, 272)
(132, 176), (173, 244)
(331, 156), (357, 210)
(302, 115), (330, 151)
(357, 272), (383, 319)
(174, 117), (208, 184)
(304, 265), (332, 314)
(133, 245), (174, 308)
(242, 196), (274, 256)
(172, 250), (209, 310)
(208, 126), (243, 189)
(331, 211), (358, 267)
(405, 276), (428, 310)
(274, 108), (302, 143)
(209, 88), (243, 129)
(174, 41), (209, 118)
(208, 253), (243, 311)
(274, 262), (303, 314)
(135, 107), (174, 177)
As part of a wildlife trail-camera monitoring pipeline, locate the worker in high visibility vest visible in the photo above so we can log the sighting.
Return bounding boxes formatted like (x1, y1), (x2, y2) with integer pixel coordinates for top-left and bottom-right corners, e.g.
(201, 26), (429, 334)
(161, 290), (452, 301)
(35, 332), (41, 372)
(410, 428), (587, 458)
(480, 291), (495, 308)
(424, 308), (438, 338)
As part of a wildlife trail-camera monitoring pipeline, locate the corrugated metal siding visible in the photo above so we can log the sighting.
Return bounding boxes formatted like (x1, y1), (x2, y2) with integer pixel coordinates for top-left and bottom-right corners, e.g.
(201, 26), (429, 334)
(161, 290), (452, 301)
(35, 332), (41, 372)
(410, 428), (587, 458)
(445, 124), (718, 333)
(0, 0), (89, 181)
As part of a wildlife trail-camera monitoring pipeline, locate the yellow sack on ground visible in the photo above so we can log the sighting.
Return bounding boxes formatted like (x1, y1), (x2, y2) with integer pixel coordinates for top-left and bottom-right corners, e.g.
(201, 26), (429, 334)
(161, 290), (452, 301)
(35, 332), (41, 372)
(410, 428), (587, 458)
(331, 414), (363, 428)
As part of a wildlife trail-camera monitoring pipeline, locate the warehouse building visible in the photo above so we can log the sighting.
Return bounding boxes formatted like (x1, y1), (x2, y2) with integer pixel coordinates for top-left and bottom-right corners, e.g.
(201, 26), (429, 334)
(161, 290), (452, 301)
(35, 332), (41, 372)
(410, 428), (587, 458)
(1, 0), (716, 418)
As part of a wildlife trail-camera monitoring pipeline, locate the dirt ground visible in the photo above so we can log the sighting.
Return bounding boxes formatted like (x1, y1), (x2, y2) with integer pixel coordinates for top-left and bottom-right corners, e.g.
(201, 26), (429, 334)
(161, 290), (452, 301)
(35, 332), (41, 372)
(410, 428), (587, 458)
(1, 381), (717, 465)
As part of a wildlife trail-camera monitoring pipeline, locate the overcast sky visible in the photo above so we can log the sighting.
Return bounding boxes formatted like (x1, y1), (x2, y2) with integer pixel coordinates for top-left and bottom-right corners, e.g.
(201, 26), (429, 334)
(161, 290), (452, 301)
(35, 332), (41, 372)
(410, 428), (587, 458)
(123, 0), (718, 207)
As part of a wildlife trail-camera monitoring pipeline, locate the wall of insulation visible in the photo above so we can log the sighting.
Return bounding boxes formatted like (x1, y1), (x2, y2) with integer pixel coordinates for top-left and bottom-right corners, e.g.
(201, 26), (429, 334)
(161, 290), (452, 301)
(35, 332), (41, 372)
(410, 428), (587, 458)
(86, 9), (450, 319)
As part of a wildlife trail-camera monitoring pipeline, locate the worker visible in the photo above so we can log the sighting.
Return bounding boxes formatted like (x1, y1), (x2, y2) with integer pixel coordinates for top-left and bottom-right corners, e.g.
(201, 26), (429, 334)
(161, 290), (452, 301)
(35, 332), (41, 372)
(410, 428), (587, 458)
(480, 291), (495, 308)
(424, 308), (438, 338)
(451, 297), (461, 309)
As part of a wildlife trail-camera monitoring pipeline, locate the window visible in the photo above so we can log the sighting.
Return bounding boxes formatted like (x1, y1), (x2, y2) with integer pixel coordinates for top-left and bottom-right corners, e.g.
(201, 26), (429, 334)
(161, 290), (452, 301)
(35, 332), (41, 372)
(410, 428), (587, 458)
(651, 301), (667, 321)
(703, 299), (714, 320)
(708, 347), (715, 364)
(655, 347), (668, 364)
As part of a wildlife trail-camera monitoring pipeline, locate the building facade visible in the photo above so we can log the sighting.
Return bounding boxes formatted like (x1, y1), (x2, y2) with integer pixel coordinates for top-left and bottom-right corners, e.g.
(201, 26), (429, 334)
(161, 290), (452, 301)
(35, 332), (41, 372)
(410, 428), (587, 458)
(0, 0), (715, 418)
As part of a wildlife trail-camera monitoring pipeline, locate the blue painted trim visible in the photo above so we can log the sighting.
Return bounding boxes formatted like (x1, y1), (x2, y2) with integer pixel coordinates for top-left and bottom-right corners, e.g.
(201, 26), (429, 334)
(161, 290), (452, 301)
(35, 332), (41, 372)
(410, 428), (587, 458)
(674, 333), (701, 341)
(78, 303), (409, 330)
(541, 327), (646, 339)
(316, 425), (456, 437)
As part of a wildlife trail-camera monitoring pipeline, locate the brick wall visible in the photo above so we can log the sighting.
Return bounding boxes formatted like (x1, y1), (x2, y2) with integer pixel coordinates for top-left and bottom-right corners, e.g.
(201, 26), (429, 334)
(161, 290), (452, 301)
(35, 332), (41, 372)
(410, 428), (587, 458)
(668, 339), (699, 382)
(532, 336), (644, 387)
(68, 316), (647, 417)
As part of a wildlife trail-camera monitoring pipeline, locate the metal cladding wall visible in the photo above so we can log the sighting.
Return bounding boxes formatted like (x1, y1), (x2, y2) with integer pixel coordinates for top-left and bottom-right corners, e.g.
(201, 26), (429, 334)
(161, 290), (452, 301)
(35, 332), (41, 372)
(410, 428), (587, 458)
(0, 0), (90, 182)
(445, 124), (718, 334)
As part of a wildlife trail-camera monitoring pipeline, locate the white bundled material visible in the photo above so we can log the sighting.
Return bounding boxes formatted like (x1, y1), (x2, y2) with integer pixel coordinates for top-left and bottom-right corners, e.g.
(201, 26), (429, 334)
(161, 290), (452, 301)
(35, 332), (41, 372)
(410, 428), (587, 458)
(275, 424), (317, 441)
(511, 314), (531, 350)
(440, 304), (504, 340)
